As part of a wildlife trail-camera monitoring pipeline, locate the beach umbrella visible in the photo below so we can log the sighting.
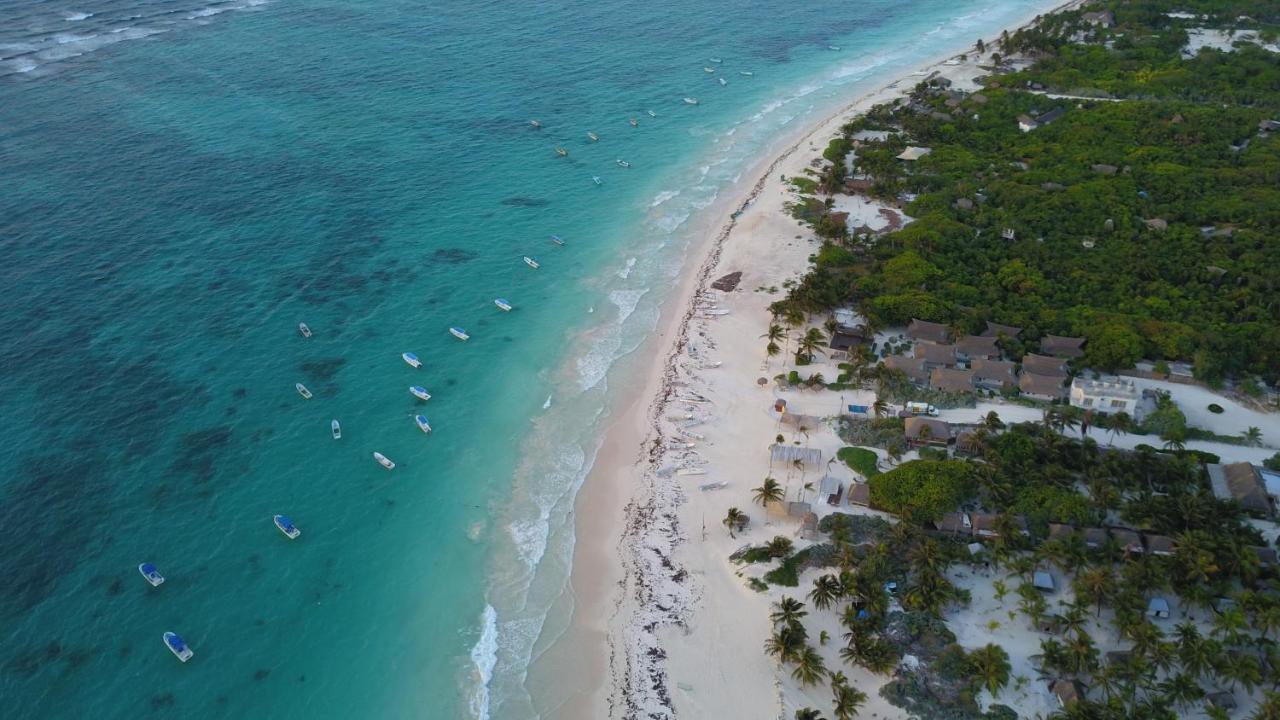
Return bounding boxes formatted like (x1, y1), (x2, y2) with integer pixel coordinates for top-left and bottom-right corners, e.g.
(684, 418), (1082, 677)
(757, 377), (768, 387)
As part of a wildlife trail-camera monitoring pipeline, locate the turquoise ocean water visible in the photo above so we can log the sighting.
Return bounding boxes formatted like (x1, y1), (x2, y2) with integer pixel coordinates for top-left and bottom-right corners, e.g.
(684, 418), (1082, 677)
(0, 1), (1047, 717)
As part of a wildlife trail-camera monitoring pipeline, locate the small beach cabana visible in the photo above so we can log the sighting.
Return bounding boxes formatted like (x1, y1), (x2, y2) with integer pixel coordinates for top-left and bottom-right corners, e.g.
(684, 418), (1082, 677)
(770, 445), (822, 468)
(1033, 570), (1056, 593)
(1050, 679), (1084, 707)
(819, 475), (844, 506)
(982, 321), (1022, 339)
(1147, 596), (1171, 619)
(848, 483), (870, 507)
(896, 146), (932, 161)
(1041, 335), (1086, 358)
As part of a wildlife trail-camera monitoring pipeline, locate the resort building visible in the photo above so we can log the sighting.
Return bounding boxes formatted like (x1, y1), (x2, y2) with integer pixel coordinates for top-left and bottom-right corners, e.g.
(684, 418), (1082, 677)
(1209, 462), (1274, 518)
(1040, 334), (1086, 358)
(1021, 353), (1068, 376)
(907, 318), (950, 344)
(914, 342), (956, 369)
(883, 355), (930, 386)
(955, 334), (999, 362)
(828, 329), (868, 360)
(981, 321), (1022, 339)
(971, 359), (1016, 390)
(929, 367), (974, 394)
(903, 416), (950, 447)
(1069, 377), (1142, 419)
(1019, 371), (1067, 401)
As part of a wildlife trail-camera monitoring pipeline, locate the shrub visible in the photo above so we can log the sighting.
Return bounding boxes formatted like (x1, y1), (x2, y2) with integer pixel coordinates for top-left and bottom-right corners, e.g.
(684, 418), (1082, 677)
(869, 460), (976, 523)
(1264, 453), (1280, 472)
(1208, 403), (1224, 414)
(838, 446), (881, 477)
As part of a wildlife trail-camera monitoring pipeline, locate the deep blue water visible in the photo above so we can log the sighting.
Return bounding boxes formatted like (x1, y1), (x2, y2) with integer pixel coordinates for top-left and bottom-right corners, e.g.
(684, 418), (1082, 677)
(0, 0), (1049, 717)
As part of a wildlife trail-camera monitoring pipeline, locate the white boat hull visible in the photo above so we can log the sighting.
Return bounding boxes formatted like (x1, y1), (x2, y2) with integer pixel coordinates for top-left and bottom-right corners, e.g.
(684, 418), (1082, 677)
(374, 452), (395, 470)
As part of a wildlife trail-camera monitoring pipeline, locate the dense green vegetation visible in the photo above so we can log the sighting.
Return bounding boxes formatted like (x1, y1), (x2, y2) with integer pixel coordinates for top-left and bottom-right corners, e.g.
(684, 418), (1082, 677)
(869, 459), (976, 522)
(837, 446), (880, 477)
(776, 1), (1280, 383)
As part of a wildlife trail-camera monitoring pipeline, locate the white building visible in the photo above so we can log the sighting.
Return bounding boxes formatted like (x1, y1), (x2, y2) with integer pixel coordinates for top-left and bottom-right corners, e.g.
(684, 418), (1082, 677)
(1070, 376), (1143, 419)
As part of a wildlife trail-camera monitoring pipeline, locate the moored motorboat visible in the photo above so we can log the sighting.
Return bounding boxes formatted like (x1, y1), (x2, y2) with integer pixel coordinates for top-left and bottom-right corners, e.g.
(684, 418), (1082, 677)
(450, 327), (470, 341)
(592, 176), (602, 186)
(683, 97), (699, 105)
(709, 57), (722, 63)
(523, 256), (540, 269)
(616, 159), (631, 168)
(494, 298), (513, 312)
(703, 66), (715, 73)
(555, 147), (568, 157)
(549, 235), (565, 246)
(415, 415), (432, 434)
(402, 352), (421, 368)
(587, 131), (598, 141)
(629, 118), (638, 127)
(718, 77), (727, 86)
(410, 385), (432, 401)
(274, 514), (301, 539)
(163, 632), (193, 663)
(298, 322), (312, 338)
(828, 45), (840, 50)
(296, 383), (313, 399)
(331, 419), (341, 439)
(373, 452), (395, 470)
(739, 71), (754, 76)
(647, 109), (657, 117)
(139, 563), (164, 587)
(530, 119), (541, 128)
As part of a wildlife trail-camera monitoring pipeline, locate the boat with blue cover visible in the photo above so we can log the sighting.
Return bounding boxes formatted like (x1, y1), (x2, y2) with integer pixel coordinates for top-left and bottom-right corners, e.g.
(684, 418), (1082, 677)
(450, 327), (469, 341)
(402, 352), (421, 368)
(494, 298), (513, 312)
(410, 386), (432, 401)
(274, 514), (301, 539)
(415, 415), (432, 434)
(524, 256), (540, 269)
(164, 632), (193, 662)
(138, 563), (164, 587)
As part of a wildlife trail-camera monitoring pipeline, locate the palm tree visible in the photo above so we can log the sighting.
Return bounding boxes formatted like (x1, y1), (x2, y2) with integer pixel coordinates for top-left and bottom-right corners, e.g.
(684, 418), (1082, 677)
(765, 624), (806, 664)
(873, 397), (889, 418)
(984, 411), (1005, 431)
(832, 682), (867, 720)
(797, 328), (827, 363)
(1243, 426), (1263, 447)
(771, 596), (808, 627)
(1250, 691), (1280, 720)
(828, 671), (849, 697)
(1158, 671), (1203, 709)
(723, 507), (748, 538)
(1163, 431), (1187, 452)
(1073, 567), (1114, 617)
(969, 643), (1012, 696)
(794, 709), (825, 720)
(763, 323), (785, 366)
(752, 477), (784, 506)
(791, 646), (828, 686)
(809, 574), (843, 611)
(1108, 411), (1133, 444)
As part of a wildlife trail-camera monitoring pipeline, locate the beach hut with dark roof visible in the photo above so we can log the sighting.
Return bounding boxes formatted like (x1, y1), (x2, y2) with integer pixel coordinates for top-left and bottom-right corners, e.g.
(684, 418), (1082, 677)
(914, 342), (957, 369)
(904, 416), (951, 447)
(930, 368), (974, 394)
(819, 475), (844, 506)
(982, 321), (1022, 339)
(1047, 523), (1074, 542)
(828, 330), (868, 360)
(971, 359), (1016, 390)
(1109, 528), (1143, 555)
(1041, 335), (1086, 358)
(1082, 527), (1108, 550)
(1252, 546), (1278, 569)
(849, 482), (870, 507)
(955, 335), (999, 362)
(1205, 692), (1237, 712)
(883, 355), (930, 386)
(1034, 571), (1056, 593)
(1143, 534), (1176, 556)
(1210, 463), (1273, 518)
(1019, 372), (1067, 401)
(1147, 596), (1171, 619)
(907, 318), (950, 344)
(1021, 353), (1068, 376)
(1051, 679), (1084, 707)
(934, 512), (971, 535)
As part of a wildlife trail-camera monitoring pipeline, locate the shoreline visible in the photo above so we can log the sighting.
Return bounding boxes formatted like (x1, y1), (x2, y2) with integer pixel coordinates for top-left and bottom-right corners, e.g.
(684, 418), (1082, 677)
(533, 1), (1086, 717)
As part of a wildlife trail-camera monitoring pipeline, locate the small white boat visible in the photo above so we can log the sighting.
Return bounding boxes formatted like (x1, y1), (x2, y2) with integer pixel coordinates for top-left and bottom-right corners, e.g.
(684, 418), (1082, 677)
(550, 235), (565, 246)
(647, 110), (657, 117)
(296, 383), (313, 400)
(274, 514), (301, 539)
(331, 419), (341, 440)
(373, 452), (395, 470)
(415, 415), (432, 434)
(450, 327), (470, 341)
(698, 481), (728, 491)
(718, 77), (727, 86)
(739, 71), (753, 77)
(676, 468), (707, 476)
(410, 385), (432, 401)
(139, 563), (164, 587)
(163, 632), (193, 663)
(524, 256), (540, 269)
(587, 131), (599, 141)
(703, 67), (715, 73)
(402, 352), (421, 368)
(709, 57), (722, 63)
(494, 298), (513, 312)
(616, 159), (631, 168)
(530, 119), (541, 128)
(555, 147), (568, 157)
(683, 97), (699, 105)
(592, 176), (602, 186)
(629, 118), (638, 127)
(828, 45), (840, 50)
(298, 322), (312, 338)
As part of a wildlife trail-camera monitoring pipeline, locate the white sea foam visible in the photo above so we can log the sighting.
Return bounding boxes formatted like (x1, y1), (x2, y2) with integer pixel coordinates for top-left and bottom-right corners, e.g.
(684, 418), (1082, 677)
(468, 605), (499, 720)
(609, 288), (645, 321)
(618, 256), (636, 279)
(650, 190), (680, 207)
(63, 12), (93, 21)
